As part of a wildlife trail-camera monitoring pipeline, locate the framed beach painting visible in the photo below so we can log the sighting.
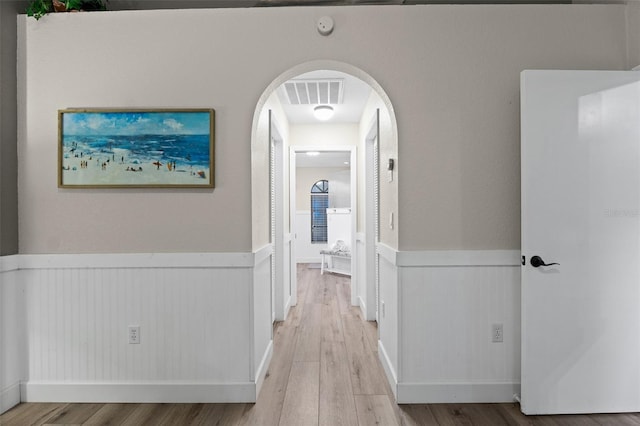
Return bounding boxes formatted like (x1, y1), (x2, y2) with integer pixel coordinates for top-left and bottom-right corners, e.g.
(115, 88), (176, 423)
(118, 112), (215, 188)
(58, 109), (215, 188)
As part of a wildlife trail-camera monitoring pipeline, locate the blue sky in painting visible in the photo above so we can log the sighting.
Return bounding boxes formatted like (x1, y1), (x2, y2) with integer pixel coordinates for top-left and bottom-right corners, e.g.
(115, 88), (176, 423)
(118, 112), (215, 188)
(63, 111), (211, 136)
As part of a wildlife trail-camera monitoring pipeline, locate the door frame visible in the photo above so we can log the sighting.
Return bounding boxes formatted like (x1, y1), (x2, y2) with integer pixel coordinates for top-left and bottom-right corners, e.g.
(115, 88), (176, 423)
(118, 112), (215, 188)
(270, 112), (291, 322)
(363, 109), (380, 321)
(290, 145), (358, 307)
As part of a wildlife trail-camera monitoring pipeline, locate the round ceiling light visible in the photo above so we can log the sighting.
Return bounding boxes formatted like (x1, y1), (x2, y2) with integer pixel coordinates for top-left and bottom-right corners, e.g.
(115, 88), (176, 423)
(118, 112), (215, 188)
(313, 105), (334, 121)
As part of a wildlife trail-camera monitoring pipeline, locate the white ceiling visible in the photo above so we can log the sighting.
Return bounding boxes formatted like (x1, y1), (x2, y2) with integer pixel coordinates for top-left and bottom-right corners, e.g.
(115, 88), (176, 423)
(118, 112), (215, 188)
(107, 1), (606, 10)
(277, 70), (372, 124)
(296, 151), (352, 168)
(280, 70), (369, 168)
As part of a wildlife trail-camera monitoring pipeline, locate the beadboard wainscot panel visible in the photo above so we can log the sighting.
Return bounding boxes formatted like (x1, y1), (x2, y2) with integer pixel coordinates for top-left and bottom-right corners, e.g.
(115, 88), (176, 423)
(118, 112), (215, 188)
(0, 256), (23, 414)
(356, 233), (367, 319)
(18, 252), (261, 403)
(253, 244), (273, 397)
(396, 250), (521, 403)
(274, 234), (293, 322)
(377, 243), (399, 400)
(283, 233), (293, 320)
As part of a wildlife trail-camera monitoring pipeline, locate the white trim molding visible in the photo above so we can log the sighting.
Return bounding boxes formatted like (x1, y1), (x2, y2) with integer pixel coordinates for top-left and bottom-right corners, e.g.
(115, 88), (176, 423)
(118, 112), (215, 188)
(378, 340), (398, 400)
(397, 382), (521, 404)
(21, 382), (258, 403)
(397, 250), (521, 267)
(1, 382), (21, 414)
(255, 341), (273, 398)
(377, 243), (398, 265)
(254, 244), (273, 266)
(18, 252), (259, 270)
(0, 255), (19, 273)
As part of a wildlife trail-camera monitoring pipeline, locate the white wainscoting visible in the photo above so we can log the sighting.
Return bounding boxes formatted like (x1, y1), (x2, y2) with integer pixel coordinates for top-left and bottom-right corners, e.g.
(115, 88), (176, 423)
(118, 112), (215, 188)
(0, 257), (23, 414)
(252, 245), (273, 397)
(377, 244), (399, 400)
(274, 234), (292, 322)
(1, 249), (273, 405)
(355, 233), (367, 320)
(376, 246), (522, 404)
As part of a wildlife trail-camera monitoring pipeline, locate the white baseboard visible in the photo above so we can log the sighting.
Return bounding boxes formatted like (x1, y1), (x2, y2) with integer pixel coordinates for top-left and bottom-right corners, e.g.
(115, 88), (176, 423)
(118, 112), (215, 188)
(21, 382), (257, 403)
(255, 340), (273, 399)
(283, 295), (292, 321)
(297, 258), (322, 264)
(358, 296), (367, 321)
(378, 340), (398, 400)
(1, 382), (21, 415)
(397, 382), (521, 404)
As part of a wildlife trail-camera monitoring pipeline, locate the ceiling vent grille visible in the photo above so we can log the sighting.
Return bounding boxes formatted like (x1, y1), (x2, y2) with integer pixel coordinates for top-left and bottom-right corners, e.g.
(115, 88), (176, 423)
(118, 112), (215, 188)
(284, 79), (344, 105)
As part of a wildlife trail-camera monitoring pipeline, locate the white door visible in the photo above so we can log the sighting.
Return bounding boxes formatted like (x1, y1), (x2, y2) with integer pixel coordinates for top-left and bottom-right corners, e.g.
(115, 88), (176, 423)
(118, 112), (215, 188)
(521, 70), (640, 414)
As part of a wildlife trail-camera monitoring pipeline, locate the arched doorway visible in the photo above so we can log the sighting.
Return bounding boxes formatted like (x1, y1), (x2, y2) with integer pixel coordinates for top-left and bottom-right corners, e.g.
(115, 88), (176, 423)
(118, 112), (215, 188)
(251, 60), (398, 325)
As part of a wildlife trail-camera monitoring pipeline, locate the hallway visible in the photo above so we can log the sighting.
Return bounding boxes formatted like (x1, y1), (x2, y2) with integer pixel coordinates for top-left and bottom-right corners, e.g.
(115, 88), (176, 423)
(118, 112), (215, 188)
(4, 265), (640, 425)
(247, 263), (394, 425)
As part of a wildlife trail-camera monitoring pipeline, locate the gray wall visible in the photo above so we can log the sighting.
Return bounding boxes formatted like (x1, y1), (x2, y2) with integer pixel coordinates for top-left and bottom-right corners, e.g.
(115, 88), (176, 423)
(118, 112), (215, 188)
(0, 1), (24, 255)
(16, 4), (632, 254)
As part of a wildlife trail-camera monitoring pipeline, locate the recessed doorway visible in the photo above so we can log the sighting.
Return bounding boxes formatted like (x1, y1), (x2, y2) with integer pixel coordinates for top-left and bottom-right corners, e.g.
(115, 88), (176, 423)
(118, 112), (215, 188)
(251, 59), (397, 334)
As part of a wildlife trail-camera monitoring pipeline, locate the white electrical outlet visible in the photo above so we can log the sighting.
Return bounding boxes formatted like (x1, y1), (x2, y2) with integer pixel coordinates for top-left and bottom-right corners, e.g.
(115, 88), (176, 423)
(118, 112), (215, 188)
(129, 326), (140, 344)
(492, 323), (503, 343)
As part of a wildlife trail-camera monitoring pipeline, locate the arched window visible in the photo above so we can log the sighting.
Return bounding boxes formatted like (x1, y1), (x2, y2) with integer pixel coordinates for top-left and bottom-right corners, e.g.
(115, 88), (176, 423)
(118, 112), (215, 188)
(310, 180), (329, 243)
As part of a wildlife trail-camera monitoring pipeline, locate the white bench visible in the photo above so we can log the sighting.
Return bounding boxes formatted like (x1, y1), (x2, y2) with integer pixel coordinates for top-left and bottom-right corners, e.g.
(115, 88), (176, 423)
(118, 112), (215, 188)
(320, 249), (351, 276)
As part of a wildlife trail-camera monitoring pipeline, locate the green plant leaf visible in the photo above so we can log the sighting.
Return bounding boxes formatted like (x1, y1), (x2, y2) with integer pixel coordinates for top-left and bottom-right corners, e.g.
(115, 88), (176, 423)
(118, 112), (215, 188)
(26, 0), (52, 20)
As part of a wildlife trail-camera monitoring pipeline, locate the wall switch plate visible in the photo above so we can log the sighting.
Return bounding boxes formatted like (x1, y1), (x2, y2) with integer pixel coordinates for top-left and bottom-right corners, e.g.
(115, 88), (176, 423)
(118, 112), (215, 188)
(492, 323), (503, 343)
(389, 212), (394, 230)
(381, 301), (385, 318)
(129, 326), (140, 344)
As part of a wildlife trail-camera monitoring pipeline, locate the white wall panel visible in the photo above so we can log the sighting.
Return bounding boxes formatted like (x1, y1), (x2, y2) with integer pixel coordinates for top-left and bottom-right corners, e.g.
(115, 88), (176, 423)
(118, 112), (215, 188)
(12, 252), (268, 403)
(375, 247), (521, 403)
(252, 245), (273, 390)
(355, 235), (367, 318)
(0, 260), (24, 414)
(396, 252), (521, 403)
(377, 244), (398, 395)
(23, 266), (251, 383)
(401, 266), (521, 382)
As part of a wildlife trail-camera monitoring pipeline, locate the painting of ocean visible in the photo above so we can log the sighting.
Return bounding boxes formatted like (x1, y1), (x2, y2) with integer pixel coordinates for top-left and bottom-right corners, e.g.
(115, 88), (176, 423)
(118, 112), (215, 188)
(58, 109), (214, 188)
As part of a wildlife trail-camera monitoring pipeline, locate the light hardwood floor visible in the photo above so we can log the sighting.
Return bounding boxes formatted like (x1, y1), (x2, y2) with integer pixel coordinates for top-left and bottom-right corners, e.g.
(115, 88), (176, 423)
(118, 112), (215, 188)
(3, 264), (640, 425)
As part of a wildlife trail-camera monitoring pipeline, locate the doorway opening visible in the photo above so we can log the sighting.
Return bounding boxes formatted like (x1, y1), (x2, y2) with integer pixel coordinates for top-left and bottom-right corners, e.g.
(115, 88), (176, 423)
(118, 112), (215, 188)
(251, 59), (397, 332)
(290, 146), (357, 306)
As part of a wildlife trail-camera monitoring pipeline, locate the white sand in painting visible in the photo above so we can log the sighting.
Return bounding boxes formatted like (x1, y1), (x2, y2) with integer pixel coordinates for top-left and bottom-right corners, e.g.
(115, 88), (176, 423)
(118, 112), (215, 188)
(61, 155), (211, 186)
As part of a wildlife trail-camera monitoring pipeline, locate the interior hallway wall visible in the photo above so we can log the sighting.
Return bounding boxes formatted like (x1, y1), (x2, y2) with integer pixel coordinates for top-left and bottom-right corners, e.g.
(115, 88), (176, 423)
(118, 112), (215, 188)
(0, 1), (23, 256)
(18, 6), (626, 254)
(14, 4), (631, 405)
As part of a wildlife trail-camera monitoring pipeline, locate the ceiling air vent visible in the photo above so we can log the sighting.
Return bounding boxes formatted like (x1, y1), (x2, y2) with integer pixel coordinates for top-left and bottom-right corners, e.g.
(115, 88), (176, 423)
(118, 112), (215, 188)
(284, 79), (344, 105)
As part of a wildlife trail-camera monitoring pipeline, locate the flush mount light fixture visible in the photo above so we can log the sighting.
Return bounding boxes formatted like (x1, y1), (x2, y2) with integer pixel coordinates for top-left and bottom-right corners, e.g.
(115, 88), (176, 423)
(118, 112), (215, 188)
(313, 105), (334, 121)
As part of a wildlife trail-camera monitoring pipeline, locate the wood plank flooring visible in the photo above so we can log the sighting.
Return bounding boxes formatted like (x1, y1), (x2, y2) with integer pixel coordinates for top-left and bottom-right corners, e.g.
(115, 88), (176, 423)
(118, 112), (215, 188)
(3, 264), (640, 425)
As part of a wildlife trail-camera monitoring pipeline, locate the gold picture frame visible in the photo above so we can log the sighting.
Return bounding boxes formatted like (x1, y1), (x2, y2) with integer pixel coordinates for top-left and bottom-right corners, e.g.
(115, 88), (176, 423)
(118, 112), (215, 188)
(58, 108), (215, 188)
